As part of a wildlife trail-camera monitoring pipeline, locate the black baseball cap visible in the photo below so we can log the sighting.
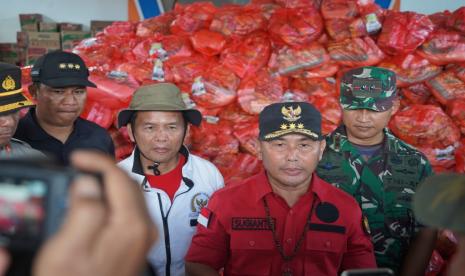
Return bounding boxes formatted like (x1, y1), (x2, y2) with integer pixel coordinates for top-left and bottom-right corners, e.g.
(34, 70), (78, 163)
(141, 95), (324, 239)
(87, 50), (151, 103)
(259, 102), (323, 141)
(30, 50), (96, 88)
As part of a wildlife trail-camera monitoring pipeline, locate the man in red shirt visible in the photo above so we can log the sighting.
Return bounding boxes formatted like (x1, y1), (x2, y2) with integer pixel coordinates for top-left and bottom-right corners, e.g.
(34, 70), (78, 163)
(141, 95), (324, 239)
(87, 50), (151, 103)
(185, 102), (376, 276)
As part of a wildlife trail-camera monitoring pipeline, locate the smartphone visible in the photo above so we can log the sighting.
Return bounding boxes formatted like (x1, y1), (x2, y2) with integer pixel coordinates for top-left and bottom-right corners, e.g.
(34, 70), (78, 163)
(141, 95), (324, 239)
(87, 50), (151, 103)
(0, 158), (75, 253)
(340, 268), (395, 276)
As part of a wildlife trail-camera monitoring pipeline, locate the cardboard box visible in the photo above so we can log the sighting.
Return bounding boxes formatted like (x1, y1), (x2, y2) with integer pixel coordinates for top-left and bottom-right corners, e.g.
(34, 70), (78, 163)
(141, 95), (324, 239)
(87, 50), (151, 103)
(39, 22), (58, 32)
(0, 43), (19, 65)
(90, 20), (114, 36)
(16, 31), (28, 48)
(59, 22), (83, 31)
(19, 14), (43, 32)
(27, 32), (61, 51)
(61, 31), (91, 51)
(26, 47), (48, 66)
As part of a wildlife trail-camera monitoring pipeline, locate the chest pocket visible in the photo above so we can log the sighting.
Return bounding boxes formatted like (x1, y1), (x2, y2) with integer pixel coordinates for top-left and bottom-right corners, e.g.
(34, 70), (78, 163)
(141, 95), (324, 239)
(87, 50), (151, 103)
(305, 230), (347, 275)
(317, 152), (352, 186)
(230, 231), (273, 275)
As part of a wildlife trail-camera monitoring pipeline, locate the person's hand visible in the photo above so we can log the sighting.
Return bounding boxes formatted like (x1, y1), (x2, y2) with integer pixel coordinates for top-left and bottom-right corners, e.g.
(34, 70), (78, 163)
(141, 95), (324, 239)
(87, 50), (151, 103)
(0, 248), (10, 276)
(33, 151), (157, 276)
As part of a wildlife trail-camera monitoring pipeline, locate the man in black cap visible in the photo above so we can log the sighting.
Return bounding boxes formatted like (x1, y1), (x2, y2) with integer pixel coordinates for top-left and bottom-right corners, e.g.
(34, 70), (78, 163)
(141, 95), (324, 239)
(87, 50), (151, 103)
(14, 50), (114, 164)
(0, 62), (41, 158)
(185, 102), (376, 276)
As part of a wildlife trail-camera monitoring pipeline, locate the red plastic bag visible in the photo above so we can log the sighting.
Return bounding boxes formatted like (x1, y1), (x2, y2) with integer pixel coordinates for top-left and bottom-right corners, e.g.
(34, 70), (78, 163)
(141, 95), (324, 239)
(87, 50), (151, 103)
(191, 63), (240, 108)
(416, 144), (456, 170)
(164, 55), (211, 84)
(418, 29), (465, 65)
(219, 103), (257, 124)
(210, 6), (267, 37)
(80, 100), (116, 129)
(425, 250), (445, 276)
(308, 90), (342, 134)
(109, 127), (134, 162)
(237, 69), (287, 114)
(377, 11), (434, 55)
(429, 11), (452, 30)
(448, 7), (465, 34)
(388, 104), (461, 148)
(104, 21), (136, 39)
(321, 0), (358, 20)
(268, 7), (324, 47)
(268, 43), (329, 76)
(88, 74), (139, 107)
(132, 35), (194, 62)
(400, 83), (431, 105)
(116, 62), (153, 84)
(446, 99), (465, 135)
(190, 117), (239, 159)
(452, 64), (465, 83)
(170, 2), (217, 35)
(190, 29), (226, 56)
(455, 139), (465, 173)
(135, 12), (175, 37)
(220, 32), (271, 78)
(233, 121), (260, 156)
(295, 61), (339, 79)
(426, 70), (465, 105)
(212, 153), (262, 184)
(290, 77), (337, 96)
(275, 0), (319, 8)
(327, 36), (385, 67)
(378, 53), (442, 88)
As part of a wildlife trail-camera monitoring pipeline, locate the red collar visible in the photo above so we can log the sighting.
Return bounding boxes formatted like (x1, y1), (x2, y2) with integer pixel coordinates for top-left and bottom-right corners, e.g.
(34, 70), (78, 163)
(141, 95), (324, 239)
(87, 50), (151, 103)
(251, 170), (329, 203)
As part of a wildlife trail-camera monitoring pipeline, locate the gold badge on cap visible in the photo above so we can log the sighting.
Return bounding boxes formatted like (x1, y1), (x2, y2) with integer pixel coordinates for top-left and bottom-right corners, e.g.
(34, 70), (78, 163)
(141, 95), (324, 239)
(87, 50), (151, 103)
(2, 75), (16, 91)
(281, 105), (301, 122)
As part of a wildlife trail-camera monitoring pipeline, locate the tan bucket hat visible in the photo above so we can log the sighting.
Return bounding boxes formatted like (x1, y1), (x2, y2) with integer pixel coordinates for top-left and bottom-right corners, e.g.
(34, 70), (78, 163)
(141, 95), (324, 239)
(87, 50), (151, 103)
(117, 83), (202, 128)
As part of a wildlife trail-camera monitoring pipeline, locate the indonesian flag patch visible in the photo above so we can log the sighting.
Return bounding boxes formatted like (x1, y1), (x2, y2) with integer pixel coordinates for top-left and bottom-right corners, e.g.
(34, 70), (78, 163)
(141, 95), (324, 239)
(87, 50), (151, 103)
(197, 207), (212, 228)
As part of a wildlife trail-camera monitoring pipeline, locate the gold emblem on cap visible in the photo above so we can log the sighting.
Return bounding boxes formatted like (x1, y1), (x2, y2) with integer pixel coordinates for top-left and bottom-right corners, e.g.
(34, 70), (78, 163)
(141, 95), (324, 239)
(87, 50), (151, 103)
(281, 105), (301, 122)
(75, 64), (81, 69)
(67, 63), (74, 69)
(59, 63), (66, 69)
(2, 75), (16, 91)
(297, 123), (304, 129)
(280, 124), (288, 130)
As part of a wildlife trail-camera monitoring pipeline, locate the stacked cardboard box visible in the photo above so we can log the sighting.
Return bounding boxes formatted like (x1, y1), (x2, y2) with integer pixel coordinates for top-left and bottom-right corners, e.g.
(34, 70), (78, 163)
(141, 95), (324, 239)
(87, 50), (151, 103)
(0, 14), (100, 65)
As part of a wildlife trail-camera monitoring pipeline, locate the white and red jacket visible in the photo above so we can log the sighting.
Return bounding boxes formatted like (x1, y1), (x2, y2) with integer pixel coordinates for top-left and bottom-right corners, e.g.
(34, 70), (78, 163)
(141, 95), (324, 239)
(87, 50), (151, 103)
(118, 146), (224, 276)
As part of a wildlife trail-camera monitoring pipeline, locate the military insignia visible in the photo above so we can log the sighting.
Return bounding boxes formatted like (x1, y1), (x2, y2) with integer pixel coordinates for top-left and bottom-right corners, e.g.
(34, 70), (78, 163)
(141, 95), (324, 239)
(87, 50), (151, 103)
(297, 123), (304, 129)
(67, 63), (74, 69)
(75, 64), (81, 69)
(191, 192), (209, 213)
(280, 124), (287, 130)
(2, 75), (16, 91)
(352, 79), (382, 97)
(59, 63), (66, 69)
(362, 215), (371, 235)
(281, 105), (301, 122)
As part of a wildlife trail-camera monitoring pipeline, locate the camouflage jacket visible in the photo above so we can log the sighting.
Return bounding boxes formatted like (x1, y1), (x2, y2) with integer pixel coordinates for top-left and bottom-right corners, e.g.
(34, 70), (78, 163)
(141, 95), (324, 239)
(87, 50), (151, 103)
(316, 125), (433, 273)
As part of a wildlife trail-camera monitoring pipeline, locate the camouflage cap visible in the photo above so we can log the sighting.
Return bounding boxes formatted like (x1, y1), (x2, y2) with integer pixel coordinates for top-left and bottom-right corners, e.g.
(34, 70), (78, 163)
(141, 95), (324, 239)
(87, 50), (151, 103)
(413, 174), (465, 233)
(340, 66), (397, 112)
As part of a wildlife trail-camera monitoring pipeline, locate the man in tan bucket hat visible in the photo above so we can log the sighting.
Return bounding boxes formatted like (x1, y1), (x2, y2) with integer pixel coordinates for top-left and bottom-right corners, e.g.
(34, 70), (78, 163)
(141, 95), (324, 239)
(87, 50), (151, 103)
(117, 82), (224, 276)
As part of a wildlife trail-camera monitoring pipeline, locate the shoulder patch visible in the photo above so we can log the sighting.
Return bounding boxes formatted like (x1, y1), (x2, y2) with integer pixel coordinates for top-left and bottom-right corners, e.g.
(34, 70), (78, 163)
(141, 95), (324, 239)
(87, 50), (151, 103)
(197, 207), (212, 228)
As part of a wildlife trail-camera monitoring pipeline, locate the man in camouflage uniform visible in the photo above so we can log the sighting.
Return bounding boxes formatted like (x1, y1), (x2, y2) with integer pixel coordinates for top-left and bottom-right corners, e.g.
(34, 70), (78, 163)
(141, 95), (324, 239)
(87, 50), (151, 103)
(317, 67), (436, 275)
(0, 62), (41, 158)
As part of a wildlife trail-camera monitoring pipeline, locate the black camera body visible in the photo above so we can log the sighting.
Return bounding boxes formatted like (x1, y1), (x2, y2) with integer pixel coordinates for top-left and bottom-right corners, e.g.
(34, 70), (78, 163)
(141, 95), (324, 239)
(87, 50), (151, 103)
(0, 158), (75, 253)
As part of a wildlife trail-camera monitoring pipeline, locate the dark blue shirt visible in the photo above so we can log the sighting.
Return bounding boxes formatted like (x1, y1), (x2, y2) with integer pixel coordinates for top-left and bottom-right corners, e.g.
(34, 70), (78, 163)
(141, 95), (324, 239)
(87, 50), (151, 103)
(14, 108), (115, 165)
